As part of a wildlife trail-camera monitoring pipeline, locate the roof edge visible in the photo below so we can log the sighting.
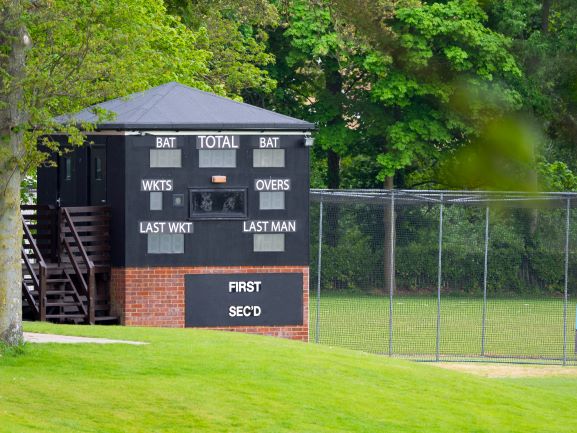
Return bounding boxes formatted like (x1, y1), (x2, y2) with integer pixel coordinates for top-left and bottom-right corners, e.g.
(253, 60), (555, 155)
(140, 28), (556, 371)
(67, 121), (317, 131)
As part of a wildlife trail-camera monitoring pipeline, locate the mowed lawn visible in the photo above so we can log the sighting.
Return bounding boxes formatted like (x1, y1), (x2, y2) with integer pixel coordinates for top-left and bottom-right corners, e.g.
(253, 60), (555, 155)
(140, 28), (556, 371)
(0, 323), (576, 433)
(310, 295), (577, 363)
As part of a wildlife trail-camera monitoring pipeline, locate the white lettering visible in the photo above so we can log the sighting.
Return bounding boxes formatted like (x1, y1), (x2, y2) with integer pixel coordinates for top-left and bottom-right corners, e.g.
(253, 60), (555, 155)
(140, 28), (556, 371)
(228, 305), (262, 317)
(243, 220), (296, 233)
(259, 137), (280, 148)
(197, 135), (239, 149)
(139, 221), (193, 234)
(254, 178), (291, 191)
(141, 179), (174, 191)
(228, 281), (262, 293)
(139, 221), (165, 234)
(156, 137), (176, 148)
(243, 221), (270, 232)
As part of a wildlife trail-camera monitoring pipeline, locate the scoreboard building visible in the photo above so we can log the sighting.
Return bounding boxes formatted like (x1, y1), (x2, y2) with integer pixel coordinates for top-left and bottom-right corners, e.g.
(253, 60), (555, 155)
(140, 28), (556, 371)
(36, 82), (314, 340)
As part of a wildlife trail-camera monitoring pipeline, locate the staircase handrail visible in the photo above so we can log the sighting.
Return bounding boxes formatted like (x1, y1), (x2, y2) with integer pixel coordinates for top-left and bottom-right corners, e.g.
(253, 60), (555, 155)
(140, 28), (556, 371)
(21, 214), (47, 320)
(22, 215), (47, 269)
(61, 208), (95, 324)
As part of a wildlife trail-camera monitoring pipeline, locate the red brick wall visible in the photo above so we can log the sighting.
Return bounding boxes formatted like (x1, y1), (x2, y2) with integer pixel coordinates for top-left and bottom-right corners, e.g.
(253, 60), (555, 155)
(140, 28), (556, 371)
(110, 266), (309, 341)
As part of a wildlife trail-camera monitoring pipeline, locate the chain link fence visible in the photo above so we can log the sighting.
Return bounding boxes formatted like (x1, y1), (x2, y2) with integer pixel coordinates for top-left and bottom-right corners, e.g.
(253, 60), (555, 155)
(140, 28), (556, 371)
(310, 190), (577, 365)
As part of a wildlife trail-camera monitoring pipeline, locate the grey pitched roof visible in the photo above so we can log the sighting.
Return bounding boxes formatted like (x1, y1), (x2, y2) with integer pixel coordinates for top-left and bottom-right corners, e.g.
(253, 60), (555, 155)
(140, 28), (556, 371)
(56, 82), (315, 131)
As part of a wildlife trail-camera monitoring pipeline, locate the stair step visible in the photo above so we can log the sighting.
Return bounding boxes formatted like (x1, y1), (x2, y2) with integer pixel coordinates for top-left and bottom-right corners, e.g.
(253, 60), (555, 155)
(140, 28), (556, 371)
(46, 314), (86, 319)
(22, 218), (112, 327)
(46, 302), (82, 307)
(27, 290), (77, 296)
(95, 316), (119, 323)
(46, 290), (78, 296)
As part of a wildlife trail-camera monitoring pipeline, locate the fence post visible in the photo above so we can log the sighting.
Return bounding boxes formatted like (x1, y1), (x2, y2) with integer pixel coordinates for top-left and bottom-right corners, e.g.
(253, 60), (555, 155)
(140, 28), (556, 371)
(389, 191), (395, 357)
(563, 198), (570, 366)
(481, 206), (489, 357)
(315, 199), (323, 344)
(436, 194), (444, 362)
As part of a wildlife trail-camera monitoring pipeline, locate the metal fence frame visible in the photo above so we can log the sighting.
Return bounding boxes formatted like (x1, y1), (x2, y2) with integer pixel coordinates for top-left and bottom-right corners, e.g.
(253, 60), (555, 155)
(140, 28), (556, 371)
(311, 189), (577, 365)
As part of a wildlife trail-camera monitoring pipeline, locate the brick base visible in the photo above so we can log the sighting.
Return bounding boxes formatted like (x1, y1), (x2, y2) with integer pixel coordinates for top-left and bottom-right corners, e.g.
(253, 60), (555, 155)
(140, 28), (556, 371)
(110, 266), (309, 341)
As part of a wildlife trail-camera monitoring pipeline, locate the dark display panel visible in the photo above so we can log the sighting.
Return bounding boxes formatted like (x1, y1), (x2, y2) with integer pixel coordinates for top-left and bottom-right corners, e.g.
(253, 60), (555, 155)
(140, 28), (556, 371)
(189, 188), (247, 219)
(122, 134), (310, 267)
(185, 273), (304, 327)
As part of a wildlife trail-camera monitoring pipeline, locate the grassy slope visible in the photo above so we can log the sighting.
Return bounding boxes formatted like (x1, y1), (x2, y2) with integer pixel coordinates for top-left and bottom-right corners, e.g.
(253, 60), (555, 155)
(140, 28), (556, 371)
(0, 322), (574, 433)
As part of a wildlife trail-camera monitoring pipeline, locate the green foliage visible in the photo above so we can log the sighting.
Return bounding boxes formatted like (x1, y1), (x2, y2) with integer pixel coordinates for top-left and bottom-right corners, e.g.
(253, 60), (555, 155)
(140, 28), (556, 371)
(485, 0), (577, 188)
(258, 0), (576, 192)
(314, 203), (573, 296)
(437, 115), (541, 190)
(322, 226), (382, 292)
(165, 0), (278, 96)
(20, 174), (35, 204)
(372, 0), (522, 181)
(538, 161), (577, 191)
(18, 0), (215, 169)
(340, 155), (382, 188)
(260, 0), (530, 189)
(1, 0), (283, 189)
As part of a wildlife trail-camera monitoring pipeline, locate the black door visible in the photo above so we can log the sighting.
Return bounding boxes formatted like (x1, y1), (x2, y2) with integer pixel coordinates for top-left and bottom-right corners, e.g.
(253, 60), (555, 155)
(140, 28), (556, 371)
(58, 148), (87, 206)
(90, 145), (107, 205)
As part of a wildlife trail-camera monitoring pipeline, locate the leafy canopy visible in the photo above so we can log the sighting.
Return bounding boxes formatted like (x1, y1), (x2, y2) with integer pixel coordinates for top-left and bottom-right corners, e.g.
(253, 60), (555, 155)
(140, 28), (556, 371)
(18, 0), (215, 169)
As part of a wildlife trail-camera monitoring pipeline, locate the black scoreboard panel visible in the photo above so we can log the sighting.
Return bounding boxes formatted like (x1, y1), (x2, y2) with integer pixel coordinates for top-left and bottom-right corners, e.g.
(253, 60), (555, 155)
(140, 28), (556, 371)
(185, 273), (303, 327)
(121, 134), (310, 267)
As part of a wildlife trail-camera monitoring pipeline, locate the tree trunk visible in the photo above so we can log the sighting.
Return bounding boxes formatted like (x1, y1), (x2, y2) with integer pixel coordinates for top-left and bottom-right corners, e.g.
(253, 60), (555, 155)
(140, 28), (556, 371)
(383, 176), (395, 295)
(541, 0), (552, 33)
(0, 167), (23, 346)
(0, 0), (29, 346)
(327, 149), (340, 189)
(527, 128), (539, 237)
(324, 59), (342, 249)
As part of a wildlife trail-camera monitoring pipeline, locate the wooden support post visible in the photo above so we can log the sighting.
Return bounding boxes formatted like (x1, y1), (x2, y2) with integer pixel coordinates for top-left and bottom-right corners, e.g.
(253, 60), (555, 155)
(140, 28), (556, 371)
(88, 269), (96, 325)
(39, 265), (46, 322)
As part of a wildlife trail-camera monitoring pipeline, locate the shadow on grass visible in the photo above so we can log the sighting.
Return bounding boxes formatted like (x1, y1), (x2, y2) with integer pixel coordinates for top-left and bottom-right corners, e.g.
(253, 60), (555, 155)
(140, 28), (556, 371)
(0, 341), (27, 358)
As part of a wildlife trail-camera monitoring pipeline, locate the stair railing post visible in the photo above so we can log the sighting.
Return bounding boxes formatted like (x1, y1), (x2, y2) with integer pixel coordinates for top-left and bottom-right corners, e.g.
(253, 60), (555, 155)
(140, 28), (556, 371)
(51, 205), (59, 262)
(88, 268), (96, 325)
(39, 264), (47, 322)
(58, 208), (64, 265)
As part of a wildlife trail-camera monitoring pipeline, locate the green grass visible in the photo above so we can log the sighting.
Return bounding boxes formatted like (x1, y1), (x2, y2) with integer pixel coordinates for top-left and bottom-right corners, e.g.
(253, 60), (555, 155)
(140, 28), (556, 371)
(0, 322), (575, 432)
(310, 295), (577, 363)
(0, 341), (26, 358)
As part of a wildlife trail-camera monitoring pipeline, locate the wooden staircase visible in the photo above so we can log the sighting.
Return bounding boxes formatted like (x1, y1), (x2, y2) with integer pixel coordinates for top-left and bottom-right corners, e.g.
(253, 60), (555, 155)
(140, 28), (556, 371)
(21, 205), (117, 325)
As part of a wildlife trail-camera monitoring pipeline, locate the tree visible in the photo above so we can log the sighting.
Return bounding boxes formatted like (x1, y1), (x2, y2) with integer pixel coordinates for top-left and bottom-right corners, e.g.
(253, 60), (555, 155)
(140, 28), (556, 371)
(165, 0), (278, 96)
(0, 0), (220, 345)
(485, 0), (577, 190)
(258, 0), (525, 294)
(262, 1), (523, 190)
(0, 0), (29, 345)
(346, 1), (523, 188)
